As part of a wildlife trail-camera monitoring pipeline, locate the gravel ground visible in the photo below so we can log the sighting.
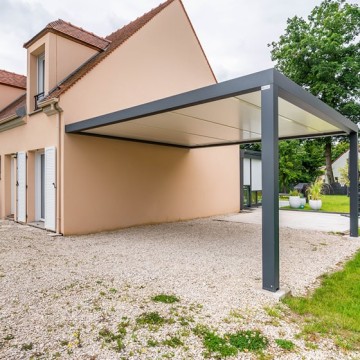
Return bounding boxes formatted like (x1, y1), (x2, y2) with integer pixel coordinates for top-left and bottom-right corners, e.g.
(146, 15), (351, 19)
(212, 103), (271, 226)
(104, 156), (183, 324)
(0, 218), (359, 359)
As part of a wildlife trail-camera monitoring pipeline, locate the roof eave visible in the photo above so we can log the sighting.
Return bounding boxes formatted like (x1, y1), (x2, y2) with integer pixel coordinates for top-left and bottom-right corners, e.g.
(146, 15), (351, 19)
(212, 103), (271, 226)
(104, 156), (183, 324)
(0, 81), (26, 90)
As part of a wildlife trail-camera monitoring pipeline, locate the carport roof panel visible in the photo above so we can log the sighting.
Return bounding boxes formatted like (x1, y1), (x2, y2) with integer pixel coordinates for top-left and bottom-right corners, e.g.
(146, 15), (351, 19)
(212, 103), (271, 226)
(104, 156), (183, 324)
(66, 69), (357, 148)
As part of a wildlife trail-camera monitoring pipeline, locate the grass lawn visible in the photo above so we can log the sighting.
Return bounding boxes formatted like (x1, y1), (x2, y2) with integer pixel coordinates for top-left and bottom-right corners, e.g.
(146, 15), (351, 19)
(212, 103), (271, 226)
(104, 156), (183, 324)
(281, 195), (349, 214)
(284, 250), (360, 350)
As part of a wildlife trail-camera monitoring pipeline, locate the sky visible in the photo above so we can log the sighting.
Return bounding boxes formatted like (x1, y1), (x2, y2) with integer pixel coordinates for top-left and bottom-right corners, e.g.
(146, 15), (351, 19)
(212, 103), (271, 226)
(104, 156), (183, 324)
(1, 0), (359, 81)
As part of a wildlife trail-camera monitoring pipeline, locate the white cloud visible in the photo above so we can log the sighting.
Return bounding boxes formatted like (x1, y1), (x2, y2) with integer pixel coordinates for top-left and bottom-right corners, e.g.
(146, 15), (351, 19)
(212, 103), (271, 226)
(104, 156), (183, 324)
(0, 0), (359, 80)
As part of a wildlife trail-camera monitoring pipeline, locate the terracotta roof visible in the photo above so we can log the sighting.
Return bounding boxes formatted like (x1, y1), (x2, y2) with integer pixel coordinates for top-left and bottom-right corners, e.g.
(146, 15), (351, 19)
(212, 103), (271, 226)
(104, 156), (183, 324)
(0, 69), (26, 89)
(0, 94), (26, 121)
(46, 0), (177, 99)
(24, 19), (110, 51)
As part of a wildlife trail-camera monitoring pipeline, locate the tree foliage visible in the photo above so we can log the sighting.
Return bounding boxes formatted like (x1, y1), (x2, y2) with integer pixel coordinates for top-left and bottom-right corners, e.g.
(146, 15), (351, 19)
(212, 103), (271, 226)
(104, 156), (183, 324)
(269, 0), (360, 184)
(278, 140), (324, 192)
(270, 0), (360, 119)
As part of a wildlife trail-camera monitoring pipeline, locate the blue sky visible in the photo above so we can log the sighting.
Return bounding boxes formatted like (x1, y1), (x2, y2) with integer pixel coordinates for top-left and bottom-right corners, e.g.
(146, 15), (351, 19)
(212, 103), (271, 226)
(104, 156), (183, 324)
(1, 0), (359, 81)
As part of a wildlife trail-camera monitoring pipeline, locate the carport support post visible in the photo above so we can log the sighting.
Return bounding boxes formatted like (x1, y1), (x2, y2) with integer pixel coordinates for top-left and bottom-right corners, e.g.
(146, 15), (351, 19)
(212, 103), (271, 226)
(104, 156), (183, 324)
(349, 131), (358, 237)
(261, 84), (280, 292)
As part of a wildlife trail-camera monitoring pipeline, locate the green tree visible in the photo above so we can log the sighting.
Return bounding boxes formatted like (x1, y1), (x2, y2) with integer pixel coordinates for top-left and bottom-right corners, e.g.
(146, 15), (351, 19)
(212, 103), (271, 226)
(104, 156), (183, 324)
(269, 0), (360, 184)
(278, 140), (305, 192)
(278, 139), (324, 192)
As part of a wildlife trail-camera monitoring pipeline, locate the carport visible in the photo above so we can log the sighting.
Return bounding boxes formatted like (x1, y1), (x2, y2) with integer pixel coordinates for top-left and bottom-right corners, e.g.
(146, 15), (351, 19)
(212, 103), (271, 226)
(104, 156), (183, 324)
(66, 68), (358, 293)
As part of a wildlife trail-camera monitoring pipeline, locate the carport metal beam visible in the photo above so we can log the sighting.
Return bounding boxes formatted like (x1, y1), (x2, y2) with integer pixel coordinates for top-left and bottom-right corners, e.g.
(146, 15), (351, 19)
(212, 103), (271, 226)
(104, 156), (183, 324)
(349, 131), (359, 237)
(261, 84), (279, 291)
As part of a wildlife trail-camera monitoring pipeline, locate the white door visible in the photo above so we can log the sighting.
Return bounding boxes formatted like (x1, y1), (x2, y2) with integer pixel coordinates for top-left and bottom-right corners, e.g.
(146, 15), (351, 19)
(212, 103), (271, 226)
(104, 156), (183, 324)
(45, 146), (56, 231)
(17, 152), (26, 223)
(35, 152), (45, 221)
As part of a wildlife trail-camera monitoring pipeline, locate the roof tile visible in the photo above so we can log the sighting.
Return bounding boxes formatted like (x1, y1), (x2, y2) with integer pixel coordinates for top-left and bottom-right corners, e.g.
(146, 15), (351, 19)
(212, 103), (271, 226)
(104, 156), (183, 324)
(24, 19), (110, 50)
(0, 70), (26, 89)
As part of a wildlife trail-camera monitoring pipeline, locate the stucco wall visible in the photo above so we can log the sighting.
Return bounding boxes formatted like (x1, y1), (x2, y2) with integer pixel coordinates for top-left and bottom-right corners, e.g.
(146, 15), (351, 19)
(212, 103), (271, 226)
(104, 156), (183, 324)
(0, 84), (25, 111)
(49, 33), (98, 92)
(59, 0), (239, 234)
(62, 135), (239, 234)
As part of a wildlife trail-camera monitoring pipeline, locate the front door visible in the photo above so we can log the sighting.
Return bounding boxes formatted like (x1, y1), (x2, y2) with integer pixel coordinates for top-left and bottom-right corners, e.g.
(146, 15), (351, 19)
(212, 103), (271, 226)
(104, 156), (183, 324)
(36, 152), (46, 221)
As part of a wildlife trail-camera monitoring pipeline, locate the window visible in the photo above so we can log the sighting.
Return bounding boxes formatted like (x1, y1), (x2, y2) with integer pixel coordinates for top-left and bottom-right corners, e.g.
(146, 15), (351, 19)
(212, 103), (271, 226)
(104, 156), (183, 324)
(34, 53), (45, 110)
(37, 53), (45, 99)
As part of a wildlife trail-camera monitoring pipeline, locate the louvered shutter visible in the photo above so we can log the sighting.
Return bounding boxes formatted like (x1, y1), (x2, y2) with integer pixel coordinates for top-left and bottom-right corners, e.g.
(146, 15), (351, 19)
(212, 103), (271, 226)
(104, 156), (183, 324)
(17, 152), (26, 222)
(45, 147), (56, 231)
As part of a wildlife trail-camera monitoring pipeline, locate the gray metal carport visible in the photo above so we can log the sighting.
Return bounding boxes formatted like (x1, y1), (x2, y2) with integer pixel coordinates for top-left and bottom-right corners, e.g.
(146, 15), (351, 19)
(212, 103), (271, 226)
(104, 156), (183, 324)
(66, 68), (358, 293)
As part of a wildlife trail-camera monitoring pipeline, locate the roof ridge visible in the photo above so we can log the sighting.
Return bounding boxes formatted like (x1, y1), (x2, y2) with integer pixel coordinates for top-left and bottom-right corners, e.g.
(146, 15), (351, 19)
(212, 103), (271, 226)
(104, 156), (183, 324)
(47, 0), (177, 99)
(24, 19), (110, 50)
(106, 0), (176, 40)
(48, 19), (111, 44)
(0, 69), (26, 77)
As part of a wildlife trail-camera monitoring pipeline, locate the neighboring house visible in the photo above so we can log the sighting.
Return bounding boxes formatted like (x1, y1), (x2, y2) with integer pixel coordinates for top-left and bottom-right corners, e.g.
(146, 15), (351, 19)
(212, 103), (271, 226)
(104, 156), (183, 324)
(321, 149), (359, 184)
(0, 0), (239, 235)
(0, 70), (26, 110)
(331, 149), (360, 183)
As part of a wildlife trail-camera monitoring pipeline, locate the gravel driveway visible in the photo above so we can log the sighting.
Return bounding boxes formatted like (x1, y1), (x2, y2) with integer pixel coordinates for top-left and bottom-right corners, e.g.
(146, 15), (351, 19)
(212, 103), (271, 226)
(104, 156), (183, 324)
(1, 218), (359, 359)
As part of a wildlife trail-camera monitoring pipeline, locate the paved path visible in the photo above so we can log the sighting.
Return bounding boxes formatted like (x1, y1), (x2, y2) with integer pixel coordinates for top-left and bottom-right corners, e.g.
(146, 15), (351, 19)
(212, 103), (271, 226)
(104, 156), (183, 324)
(217, 207), (351, 233)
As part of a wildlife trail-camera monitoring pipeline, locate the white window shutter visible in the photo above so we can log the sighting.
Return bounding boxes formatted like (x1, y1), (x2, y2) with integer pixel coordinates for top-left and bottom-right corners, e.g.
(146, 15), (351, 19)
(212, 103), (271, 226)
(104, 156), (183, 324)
(45, 146), (56, 231)
(17, 152), (27, 223)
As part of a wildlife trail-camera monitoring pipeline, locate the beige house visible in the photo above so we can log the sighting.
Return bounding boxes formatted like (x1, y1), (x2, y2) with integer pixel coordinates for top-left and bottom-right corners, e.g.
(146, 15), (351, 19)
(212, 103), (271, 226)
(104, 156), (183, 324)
(0, 0), (239, 235)
(1, 0), (358, 294)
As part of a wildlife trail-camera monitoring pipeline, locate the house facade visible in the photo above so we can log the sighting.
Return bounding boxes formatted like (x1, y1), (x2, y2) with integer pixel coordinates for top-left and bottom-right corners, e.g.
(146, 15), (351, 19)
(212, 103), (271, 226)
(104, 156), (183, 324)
(0, 0), (239, 235)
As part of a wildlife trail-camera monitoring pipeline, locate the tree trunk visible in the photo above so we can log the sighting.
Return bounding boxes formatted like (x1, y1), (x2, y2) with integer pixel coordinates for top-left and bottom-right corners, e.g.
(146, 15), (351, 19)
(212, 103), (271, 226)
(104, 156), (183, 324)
(325, 141), (335, 184)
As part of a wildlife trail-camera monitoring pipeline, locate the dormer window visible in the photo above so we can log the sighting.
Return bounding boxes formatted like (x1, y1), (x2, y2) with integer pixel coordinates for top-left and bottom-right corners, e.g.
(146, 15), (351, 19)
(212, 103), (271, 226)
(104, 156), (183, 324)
(35, 53), (45, 109)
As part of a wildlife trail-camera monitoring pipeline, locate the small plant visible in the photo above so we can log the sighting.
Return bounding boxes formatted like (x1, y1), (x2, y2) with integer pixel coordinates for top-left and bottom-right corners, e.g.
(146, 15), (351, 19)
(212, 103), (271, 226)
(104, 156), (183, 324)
(147, 338), (159, 347)
(305, 341), (318, 350)
(21, 342), (33, 351)
(193, 325), (268, 358)
(307, 179), (323, 200)
(98, 326), (125, 352)
(4, 334), (14, 341)
(275, 338), (295, 351)
(264, 306), (282, 319)
(152, 294), (180, 304)
(109, 288), (118, 294)
(136, 312), (167, 326)
(193, 324), (209, 337)
(178, 315), (194, 326)
(228, 330), (268, 352)
(229, 309), (244, 319)
(203, 331), (238, 357)
(73, 329), (82, 348)
(289, 189), (299, 196)
(162, 336), (183, 348)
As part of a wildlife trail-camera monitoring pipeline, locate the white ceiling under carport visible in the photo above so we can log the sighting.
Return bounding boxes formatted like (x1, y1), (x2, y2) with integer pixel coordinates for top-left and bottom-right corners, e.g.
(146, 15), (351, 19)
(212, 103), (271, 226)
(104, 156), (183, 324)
(83, 91), (341, 147)
(66, 69), (356, 148)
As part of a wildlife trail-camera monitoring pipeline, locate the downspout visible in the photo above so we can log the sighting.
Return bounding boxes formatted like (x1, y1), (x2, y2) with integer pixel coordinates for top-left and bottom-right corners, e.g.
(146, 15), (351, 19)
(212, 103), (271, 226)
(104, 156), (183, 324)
(56, 107), (62, 234)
